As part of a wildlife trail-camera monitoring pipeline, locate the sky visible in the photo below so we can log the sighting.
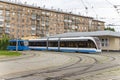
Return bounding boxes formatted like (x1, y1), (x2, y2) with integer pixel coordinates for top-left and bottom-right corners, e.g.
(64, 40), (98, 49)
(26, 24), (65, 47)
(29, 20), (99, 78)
(8, 0), (120, 31)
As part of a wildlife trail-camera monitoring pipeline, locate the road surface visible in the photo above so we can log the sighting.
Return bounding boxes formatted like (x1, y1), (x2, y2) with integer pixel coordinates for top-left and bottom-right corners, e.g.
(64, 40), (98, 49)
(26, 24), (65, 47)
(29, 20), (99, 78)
(0, 51), (120, 80)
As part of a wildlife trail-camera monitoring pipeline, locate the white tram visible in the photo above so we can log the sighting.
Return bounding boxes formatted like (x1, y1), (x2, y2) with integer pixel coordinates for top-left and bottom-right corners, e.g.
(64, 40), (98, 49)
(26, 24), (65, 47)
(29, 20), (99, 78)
(29, 37), (101, 53)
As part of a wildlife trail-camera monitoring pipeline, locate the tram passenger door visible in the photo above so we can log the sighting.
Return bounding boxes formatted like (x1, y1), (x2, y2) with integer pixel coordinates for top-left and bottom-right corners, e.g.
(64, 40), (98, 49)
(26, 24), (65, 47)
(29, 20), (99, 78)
(75, 41), (79, 52)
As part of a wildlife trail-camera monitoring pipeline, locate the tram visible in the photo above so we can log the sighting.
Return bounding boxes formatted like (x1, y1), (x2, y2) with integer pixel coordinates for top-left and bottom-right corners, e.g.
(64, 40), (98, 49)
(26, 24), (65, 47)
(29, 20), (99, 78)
(29, 37), (101, 53)
(7, 40), (29, 51)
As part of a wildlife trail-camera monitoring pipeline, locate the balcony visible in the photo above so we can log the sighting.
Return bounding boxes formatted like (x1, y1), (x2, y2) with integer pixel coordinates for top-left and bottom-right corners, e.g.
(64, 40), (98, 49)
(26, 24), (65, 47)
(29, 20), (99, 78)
(31, 33), (36, 36)
(37, 17), (40, 20)
(36, 31), (42, 34)
(0, 16), (4, 21)
(64, 20), (72, 23)
(46, 23), (49, 26)
(6, 13), (10, 17)
(5, 30), (10, 34)
(0, 5), (3, 9)
(31, 30), (36, 36)
(0, 30), (2, 33)
(42, 12), (45, 15)
(5, 16), (10, 20)
(41, 24), (45, 26)
(5, 7), (10, 10)
(0, 27), (3, 33)
(31, 27), (36, 30)
(0, 24), (3, 27)
(46, 13), (50, 16)
(31, 16), (36, 20)
(6, 24), (10, 28)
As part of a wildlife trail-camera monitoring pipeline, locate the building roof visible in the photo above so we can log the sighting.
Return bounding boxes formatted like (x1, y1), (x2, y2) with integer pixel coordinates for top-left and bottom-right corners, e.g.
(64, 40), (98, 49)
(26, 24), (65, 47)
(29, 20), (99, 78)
(49, 31), (120, 38)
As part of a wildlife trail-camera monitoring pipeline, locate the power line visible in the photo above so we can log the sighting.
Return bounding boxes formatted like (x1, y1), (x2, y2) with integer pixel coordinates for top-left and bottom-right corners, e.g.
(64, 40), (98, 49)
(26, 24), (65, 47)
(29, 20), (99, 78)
(104, 0), (114, 5)
(82, 0), (98, 19)
(80, 0), (88, 16)
(104, 0), (120, 16)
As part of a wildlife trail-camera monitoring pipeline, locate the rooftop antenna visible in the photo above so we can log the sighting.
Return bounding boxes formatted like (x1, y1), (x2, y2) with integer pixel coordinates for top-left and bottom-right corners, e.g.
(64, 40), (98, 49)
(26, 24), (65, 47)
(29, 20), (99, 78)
(32, 3), (35, 6)
(35, 3), (37, 7)
(51, 6), (53, 9)
(58, 8), (60, 11)
(24, 1), (27, 5)
(18, 0), (22, 4)
(85, 7), (88, 16)
(43, 5), (45, 8)
(66, 9), (67, 12)
(15, 0), (17, 3)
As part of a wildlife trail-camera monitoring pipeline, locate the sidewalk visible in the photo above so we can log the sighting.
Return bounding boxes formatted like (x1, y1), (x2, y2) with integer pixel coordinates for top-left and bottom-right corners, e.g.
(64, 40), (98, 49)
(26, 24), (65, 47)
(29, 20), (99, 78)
(0, 51), (78, 77)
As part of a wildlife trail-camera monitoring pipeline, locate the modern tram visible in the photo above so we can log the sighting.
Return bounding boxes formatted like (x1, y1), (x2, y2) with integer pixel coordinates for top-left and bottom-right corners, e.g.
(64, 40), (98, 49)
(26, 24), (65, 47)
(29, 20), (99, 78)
(29, 37), (101, 53)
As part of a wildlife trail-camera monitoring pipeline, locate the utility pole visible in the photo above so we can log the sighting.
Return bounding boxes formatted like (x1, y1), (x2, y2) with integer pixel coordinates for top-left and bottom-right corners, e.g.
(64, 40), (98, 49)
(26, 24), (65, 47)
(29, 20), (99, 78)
(16, 10), (20, 52)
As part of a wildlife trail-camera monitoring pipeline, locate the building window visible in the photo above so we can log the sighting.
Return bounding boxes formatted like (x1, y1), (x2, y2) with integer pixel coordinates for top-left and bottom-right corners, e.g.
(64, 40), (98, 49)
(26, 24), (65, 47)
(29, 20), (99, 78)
(6, 11), (10, 16)
(0, 21), (3, 26)
(12, 12), (15, 16)
(0, 27), (3, 32)
(0, 5), (3, 8)
(98, 26), (101, 30)
(0, 10), (3, 15)
(101, 38), (109, 47)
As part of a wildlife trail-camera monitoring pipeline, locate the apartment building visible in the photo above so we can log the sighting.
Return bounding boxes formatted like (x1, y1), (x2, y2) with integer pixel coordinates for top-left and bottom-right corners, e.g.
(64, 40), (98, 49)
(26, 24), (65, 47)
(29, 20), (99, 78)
(0, 0), (105, 39)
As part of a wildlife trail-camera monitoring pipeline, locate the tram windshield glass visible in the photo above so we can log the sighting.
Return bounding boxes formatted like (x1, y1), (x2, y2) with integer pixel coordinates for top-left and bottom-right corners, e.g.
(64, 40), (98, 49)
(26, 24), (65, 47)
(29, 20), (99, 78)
(9, 41), (27, 46)
(94, 37), (101, 49)
(10, 41), (16, 46)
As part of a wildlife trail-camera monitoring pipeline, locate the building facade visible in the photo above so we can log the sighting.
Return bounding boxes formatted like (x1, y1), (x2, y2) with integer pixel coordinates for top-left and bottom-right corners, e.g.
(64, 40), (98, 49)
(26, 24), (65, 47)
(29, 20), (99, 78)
(0, 0), (105, 39)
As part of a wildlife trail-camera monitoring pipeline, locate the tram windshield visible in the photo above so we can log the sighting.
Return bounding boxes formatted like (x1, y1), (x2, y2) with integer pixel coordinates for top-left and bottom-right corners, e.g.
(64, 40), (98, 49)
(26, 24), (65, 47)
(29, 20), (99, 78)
(10, 41), (16, 46)
(9, 40), (28, 46)
(94, 37), (101, 49)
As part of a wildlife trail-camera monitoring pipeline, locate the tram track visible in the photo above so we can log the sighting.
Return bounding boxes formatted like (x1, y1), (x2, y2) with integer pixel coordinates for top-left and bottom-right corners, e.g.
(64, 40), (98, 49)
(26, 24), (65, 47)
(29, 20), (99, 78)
(4, 53), (101, 80)
(2, 52), (119, 80)
(4, 54), (82, 80)
(42, 54), (118, 80)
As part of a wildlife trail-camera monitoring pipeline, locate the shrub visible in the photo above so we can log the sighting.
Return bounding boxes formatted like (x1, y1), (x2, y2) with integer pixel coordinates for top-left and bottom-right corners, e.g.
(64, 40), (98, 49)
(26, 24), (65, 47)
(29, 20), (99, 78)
(0, 34), (9, 50)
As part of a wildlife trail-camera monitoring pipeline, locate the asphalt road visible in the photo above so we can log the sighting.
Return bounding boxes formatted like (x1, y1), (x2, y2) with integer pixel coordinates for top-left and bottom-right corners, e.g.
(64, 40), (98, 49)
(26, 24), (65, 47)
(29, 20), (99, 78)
(0, 51), (120, 80)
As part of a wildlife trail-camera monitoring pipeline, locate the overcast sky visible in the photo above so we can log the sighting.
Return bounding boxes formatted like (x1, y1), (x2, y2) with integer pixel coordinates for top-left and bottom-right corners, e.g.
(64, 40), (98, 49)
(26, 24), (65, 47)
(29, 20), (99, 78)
(16, 0), (120, 31)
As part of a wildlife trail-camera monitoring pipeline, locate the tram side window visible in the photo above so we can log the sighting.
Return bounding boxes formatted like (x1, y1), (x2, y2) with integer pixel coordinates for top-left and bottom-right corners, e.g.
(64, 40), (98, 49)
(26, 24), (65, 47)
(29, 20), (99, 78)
(78, 41), (87, 48)
(60, 41), (78, 47)
(48, 41), (58, 47)
(29, 41), (46, 47)
(60, 41), (65, 47)
(77, 40), (96, 48)
(60, 40), (96, 48)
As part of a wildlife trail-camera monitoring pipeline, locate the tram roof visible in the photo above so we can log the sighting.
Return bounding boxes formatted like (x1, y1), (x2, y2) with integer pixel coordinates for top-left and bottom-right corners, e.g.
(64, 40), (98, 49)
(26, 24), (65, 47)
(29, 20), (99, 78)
(49, 31), (120, 38)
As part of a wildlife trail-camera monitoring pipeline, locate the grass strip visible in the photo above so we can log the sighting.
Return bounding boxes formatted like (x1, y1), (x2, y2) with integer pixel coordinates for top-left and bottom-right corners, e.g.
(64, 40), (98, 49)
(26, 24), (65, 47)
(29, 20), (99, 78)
(0, 51), (21, 56)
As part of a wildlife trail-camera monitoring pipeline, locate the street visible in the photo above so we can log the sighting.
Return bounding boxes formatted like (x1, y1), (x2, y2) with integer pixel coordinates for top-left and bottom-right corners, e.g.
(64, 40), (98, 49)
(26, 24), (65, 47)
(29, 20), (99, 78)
(0, 51), (120, 80)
